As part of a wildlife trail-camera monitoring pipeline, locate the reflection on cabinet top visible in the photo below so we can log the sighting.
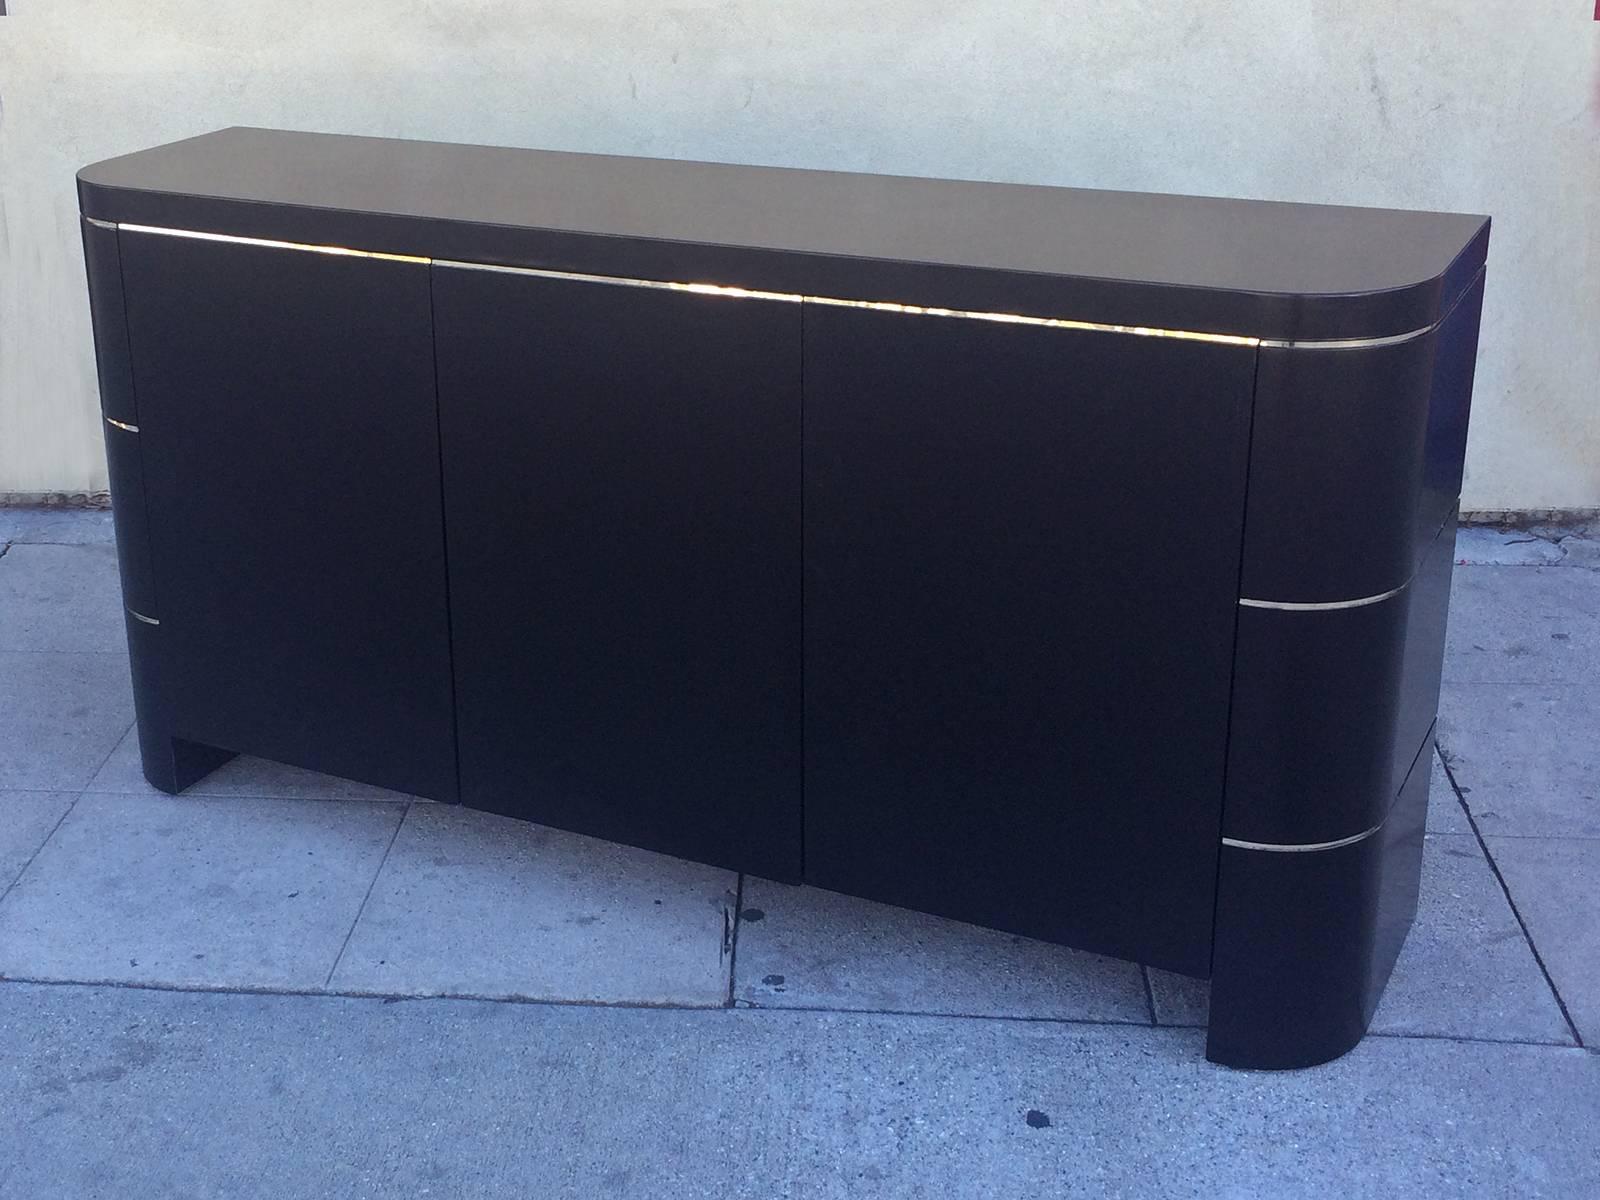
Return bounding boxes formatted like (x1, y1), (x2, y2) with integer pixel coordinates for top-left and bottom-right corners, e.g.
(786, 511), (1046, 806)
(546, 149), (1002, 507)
(79, 126), (1489, 342)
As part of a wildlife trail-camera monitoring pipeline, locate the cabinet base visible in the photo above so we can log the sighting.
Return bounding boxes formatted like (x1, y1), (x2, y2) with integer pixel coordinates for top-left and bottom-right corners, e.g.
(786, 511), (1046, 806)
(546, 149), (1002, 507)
(136, 727), (237, 795)
(1205, 732), (1432, 1069)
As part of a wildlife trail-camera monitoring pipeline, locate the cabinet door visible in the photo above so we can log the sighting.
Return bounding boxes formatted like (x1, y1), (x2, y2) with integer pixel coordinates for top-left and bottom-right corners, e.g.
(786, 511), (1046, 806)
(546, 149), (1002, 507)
(119, 230), (457, 800)
(434, 266), (802, 879)
(803, 305), (1256, 975)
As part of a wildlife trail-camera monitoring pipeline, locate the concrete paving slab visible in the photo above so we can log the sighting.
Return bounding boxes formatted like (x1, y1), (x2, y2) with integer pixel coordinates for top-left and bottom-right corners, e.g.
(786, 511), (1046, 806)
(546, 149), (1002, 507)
(1437, 681), (1600, 838)
(1146, 966), (1208, 1027)
(0, 793), (404, 991)
(2, 983), (1597, 1200)
(1427, 746), (1472, 834)
(1562, 535), (1600, 567)
(1488, 836), (1600, 1046)
(733, 878), (1149, 1023)
(1524, 522), (1597, 543)
(0, 543), (126, 653)
(1374, 834), (1574, 1043)
(0, 792), (75, 892)
(1453, 526), (1565, 566)
(0, 651), (133, 790)
(89, 724), (416, 802)
(1150, 834), (1573, 1044)
(1444, 565), (1600, 683)
(330, 803), (736, 1005)
(0, 506), (115, 545)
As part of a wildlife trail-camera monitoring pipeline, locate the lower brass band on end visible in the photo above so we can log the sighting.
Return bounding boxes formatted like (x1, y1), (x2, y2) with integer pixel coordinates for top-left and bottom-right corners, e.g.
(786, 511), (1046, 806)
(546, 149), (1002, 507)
(1238, 582), (1409, 612)
(1221, 822), (1385, 854)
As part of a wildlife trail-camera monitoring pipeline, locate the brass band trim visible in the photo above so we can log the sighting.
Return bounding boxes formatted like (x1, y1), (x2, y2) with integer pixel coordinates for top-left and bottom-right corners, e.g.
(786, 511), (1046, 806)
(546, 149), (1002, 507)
(436, 260), (803, 306)
(1239, 582), (1408, 612)
(117, 223), (429, 265)
(1222, 821), (1384, 854)
(807, 295), (1254, 343)
(1238, 506), (1456, 612)
(102, 220), (1452, 349)
(105, 417), (140, 434)
(1256, 265), (1487, 352)
(1258, 329), (1429, 352)
(435, 259), (1259, 344)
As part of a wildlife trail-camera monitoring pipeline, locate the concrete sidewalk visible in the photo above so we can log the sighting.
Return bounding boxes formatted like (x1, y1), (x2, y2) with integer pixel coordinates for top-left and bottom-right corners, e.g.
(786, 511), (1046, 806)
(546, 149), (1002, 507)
(2, 508), (1597, 1198)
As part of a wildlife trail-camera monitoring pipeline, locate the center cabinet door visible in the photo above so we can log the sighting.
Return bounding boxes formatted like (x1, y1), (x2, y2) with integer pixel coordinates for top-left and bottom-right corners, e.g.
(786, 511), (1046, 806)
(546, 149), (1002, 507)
(802, 304), (1256, 976)
(433, 265), (803, 879)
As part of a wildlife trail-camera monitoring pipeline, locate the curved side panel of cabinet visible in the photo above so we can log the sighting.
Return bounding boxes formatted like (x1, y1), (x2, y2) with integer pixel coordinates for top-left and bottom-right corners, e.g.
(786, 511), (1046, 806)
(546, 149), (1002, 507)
(81, 218), (140, 427)
(100, 421), (158, 620)
(83, 219), (154, 611)
(1207, 276), (1483, 1069)
(1208, 733), (1431, 1069)
(1240, 273), (1483, 604)
(83, 217), (239, 792)
(1224, 513), (1456, 849)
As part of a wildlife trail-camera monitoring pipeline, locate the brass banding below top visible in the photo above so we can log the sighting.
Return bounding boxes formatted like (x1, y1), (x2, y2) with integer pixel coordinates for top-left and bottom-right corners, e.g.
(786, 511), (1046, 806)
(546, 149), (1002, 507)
(98, 221), (1455, 350)
(117, 222), (429, 265)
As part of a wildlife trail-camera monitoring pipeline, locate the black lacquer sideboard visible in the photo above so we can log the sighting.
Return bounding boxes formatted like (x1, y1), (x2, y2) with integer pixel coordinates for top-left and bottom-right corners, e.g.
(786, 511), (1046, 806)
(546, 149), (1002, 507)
(78, 128), (1489, 1068)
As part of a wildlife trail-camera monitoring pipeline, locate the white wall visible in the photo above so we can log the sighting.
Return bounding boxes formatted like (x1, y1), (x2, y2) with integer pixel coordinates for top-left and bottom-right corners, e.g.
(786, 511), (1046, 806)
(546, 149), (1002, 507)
(2, 1), (1597, 512)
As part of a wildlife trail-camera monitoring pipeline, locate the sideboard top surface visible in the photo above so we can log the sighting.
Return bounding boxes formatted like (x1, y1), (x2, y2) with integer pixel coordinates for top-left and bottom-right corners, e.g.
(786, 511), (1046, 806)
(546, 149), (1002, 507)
(79, 127), (1489, 341)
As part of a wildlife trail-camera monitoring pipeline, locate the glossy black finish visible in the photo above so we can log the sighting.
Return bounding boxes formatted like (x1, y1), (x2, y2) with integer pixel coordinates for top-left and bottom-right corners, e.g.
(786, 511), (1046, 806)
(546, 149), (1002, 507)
(79, 129), (1492, 1070)
(100, 422), (158, 620)
(434, 267), (803, 880)
(1390, 514), (1458, 795)
(1210, 296), (1474, 1066)
(82, 221), (231, 792)
(1419, 282), (1486, 537)
(1244, 339), (1435, 603)
(125, 616), (239, 796)
(85, 219), (158, 618)
(1225, 515), (1458, 847)
(1208, 267), (1475, 1065)
(79, 128), (1489, 342)
(1208, 731), (1431, 1069)
(802, 304), (1255, 976)
(80, 220), (139, 427)
(86, 222), (161, 681)
(117, 230), (458, 801)
(1241, 273), (1485, 604)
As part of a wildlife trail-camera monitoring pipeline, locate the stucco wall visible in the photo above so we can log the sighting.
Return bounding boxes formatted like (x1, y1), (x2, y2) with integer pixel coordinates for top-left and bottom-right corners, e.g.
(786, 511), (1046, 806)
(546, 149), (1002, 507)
(2, 1), (1597, 511)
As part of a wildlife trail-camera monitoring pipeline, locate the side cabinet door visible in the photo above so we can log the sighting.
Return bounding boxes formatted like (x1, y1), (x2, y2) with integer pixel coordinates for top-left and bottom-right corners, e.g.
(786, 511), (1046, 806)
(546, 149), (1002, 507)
(433, 266), (802, 879)
(119, 230), (458, 800)
(802, 304), (1256, 975)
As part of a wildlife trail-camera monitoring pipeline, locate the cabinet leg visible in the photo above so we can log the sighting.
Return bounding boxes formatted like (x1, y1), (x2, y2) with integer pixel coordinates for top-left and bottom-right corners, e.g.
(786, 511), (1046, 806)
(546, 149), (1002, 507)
(123, 612), (235, 793)
(135, 723), (236, 795)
